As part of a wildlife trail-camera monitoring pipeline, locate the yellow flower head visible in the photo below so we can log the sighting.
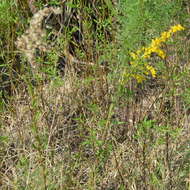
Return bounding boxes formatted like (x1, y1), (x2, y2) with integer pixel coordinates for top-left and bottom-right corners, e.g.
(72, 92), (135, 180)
(130, 52), (138, 60)
(132, 74), (145, 83)
(146, 65), (156, 78)
(170, 24), (185, 33)
(160, 31), (172, 42)
(155, 49), (166, 59)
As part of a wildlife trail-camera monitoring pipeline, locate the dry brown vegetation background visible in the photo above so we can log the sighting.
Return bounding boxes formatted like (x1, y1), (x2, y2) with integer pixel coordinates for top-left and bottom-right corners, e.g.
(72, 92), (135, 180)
(0, 0), (190, 189)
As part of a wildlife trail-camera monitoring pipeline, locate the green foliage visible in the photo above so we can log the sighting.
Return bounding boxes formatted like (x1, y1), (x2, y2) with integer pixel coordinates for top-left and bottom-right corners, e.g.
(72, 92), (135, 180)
(117, 0), (187, 78)
(0, 0), (17, 29)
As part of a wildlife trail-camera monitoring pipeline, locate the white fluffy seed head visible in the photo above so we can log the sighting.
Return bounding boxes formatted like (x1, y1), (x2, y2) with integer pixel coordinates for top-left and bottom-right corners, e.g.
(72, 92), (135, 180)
(16, 7), (62, 69)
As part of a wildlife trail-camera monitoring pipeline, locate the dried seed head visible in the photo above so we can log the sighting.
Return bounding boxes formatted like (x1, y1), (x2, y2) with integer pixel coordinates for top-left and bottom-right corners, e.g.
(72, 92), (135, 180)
(16, 6), (62, 69)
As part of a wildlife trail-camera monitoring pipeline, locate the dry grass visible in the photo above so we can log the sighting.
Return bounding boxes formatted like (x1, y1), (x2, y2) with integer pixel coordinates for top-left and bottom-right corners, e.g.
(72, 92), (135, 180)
(0, 0), (190, 189)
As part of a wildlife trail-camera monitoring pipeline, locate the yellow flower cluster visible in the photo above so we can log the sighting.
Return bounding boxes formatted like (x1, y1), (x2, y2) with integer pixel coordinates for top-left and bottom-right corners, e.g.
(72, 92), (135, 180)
(129, 24), (185, 83)
(143, 24), (185, 59)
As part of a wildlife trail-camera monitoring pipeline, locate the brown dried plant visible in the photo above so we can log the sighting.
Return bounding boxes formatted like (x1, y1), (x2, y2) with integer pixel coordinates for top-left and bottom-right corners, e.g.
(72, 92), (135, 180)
(16, 6), (62, 69)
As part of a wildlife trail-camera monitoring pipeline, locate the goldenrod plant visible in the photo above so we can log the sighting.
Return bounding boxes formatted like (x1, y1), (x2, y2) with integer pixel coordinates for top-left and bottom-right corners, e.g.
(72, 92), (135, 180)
(127, 24), (185, 83)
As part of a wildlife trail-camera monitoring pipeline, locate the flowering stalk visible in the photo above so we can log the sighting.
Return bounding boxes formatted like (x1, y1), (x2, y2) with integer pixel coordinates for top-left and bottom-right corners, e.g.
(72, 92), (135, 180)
(128, 24), (185, 83)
